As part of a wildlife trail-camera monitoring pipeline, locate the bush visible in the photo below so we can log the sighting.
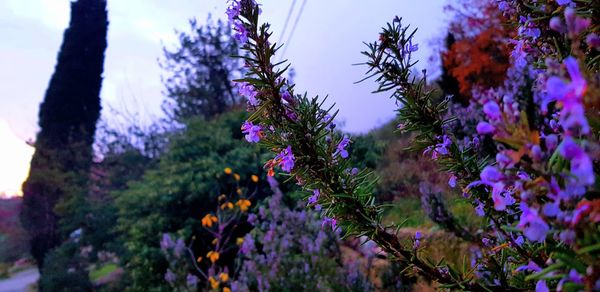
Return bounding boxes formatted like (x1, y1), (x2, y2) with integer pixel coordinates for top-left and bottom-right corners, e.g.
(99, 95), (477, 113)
(115, 111), (277, 290)
(39, 242), (92, 292)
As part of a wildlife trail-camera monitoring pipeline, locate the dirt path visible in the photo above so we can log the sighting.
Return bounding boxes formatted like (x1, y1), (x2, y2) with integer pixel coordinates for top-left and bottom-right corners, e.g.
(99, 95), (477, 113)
(0, 268), (38, 292)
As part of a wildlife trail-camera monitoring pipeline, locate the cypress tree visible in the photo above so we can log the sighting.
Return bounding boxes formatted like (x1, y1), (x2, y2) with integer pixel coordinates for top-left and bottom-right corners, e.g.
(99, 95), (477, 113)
(21, 0), (108, 267)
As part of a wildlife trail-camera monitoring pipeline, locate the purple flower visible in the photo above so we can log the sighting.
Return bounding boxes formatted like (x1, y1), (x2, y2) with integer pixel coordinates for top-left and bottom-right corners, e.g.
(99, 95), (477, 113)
(556, 0), (571, 6)
(565, 8), (591, 35)
(498, 1), (509, 11)
(322, 217), (337, 230)
(491, 184), (514, 211)
(160, 233), (174, 250)
(226, 0), (241, 21)
(567, 269), (584, 284)
(414, 231), (422, 249)
(518, 204), (549, 243)
(586, 33), (600, 49)
(516, 261), (542, 273)
(448, 174), (457, 188)
(545, 134), (558, 151)
(334, 137), (351, 159)
(476, 121), (495, 135)
(280, 90), (294, 104)
(496, 152), (513, 169)
(174, 238), (185, 257)
(186, 274), (198, 287)
(481, 166), (503, 183)
(559, 230), (575, 244)
(536, 280), (549, 292)
(415, 231), (422, 240)
(543, 202), (560, 217)
(285, 108), (298, 121)
(549, 17), (565, 33)
(544, 57), (589, 134)
(406, 42), (418, 52)
(276, 146), (295, 172)
(483, 101), (501, 120)
(233, 21), (249, 43)
(307, 189), (320, 205)
(475, 202), (485, 217)
(531, 145), (543, 161)
(514, 236), (524, 246)
(238, 82), (259, 106)
(240, 234), (255, 254)
(559, 137), (595, 187)
(165, 269), (176, 284)
(424, 135), (452, 160)
(241, 121), (263, 143)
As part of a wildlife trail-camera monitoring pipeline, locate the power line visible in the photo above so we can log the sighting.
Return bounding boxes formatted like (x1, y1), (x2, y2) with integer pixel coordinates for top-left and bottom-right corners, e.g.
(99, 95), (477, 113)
(279, 0), (306, 60)
(277, 0), (297, 46)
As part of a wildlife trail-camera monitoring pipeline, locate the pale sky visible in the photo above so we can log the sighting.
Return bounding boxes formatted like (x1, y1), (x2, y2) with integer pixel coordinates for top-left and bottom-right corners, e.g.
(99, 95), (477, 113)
(0, 0), (447, 195)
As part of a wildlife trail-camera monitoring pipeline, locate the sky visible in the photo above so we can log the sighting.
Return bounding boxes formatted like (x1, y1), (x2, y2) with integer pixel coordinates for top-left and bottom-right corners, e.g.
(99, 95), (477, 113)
(0, 0), (447, 195)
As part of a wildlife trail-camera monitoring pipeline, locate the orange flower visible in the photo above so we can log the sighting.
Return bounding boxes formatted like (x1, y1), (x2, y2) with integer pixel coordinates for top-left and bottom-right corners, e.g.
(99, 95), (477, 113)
(236, 199), (251, 212)
(209, 276), (219, 289)
(233, 173), (240, 181)
(207, 251), (220, 263)
(223, 288), (231, 292)
(218, 194), (226, 201)
(218, 272), (229, 282)
(220, 202), (234, 210)
(212, 238), (218, 245)
(201, 214), (218, 227)
(224, 167), (232, 175)
(236, 237), (244, 245)
(236, 188), (243, 195)
(196, 256), (202, 263)
(251, 175), (259, 183)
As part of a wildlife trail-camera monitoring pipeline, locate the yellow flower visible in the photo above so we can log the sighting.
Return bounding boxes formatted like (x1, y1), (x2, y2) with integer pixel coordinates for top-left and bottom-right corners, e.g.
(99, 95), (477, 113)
(233, 173), (240, 181)
(220, 202), (234, 210)
(251, 175), (259, 183)
(209, 276), (219, 289)
(236, 199), (251, 212)
(218, 272), (229, 282)
(207, 251), (220, 263)
(196, 256), (202, 263)
(236, 237), (244, 245)
(224, 167), (232, 175)
(236, 188), (242, 195)
(201, 214), (218, 227)
(223, 288), (231, 292)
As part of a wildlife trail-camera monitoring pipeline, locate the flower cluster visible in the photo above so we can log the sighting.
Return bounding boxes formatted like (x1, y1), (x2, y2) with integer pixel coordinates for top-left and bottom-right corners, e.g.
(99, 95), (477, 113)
(231, 176), (376, 291)
(161, 169), (257, 291)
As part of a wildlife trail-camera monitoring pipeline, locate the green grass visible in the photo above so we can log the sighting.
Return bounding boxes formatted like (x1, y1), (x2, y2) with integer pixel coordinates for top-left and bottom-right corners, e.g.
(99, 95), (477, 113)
(89, 263), (118, 281)
(383, 196), (483, 229)
(383, 197), (428, 228)
(0, 262), (10, 279)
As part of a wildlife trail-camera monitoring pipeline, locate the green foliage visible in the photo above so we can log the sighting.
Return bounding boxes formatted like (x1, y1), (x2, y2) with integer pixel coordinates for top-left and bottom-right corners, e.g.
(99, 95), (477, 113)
(40, 242), (92, 292)
(89, 263), (118, 282)
(161, 17), (242, 122)
(115, 111), (273, 291)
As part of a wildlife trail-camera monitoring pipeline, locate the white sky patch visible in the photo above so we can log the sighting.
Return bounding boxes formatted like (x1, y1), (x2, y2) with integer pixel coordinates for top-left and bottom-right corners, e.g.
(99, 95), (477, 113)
(0, 120), (34, 196)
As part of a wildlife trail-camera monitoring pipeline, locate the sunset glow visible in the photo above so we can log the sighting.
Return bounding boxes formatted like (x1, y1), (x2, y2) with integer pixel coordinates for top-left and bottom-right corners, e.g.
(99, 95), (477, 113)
(0, 120), (33, 197)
